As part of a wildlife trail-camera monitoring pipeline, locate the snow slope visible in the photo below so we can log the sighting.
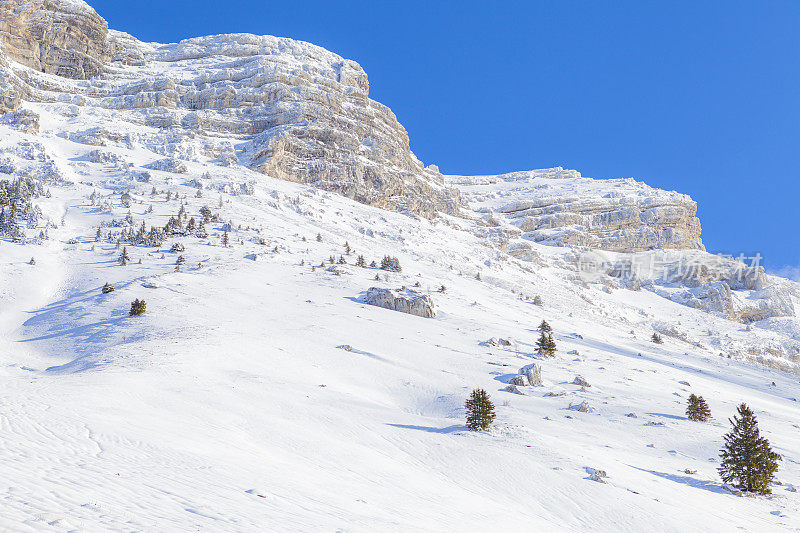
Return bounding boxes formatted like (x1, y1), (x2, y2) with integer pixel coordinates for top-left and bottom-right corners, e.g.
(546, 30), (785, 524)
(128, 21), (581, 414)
(1, 98), (800, 532)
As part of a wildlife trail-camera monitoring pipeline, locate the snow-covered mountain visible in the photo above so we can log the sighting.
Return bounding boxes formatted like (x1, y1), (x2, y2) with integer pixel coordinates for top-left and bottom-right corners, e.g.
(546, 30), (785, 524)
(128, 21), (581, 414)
(1, 0), (799, 531)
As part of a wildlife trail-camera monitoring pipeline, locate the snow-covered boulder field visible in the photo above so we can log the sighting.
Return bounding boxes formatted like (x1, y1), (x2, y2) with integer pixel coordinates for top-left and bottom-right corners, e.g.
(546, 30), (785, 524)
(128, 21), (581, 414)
(0, 0), (799, 531)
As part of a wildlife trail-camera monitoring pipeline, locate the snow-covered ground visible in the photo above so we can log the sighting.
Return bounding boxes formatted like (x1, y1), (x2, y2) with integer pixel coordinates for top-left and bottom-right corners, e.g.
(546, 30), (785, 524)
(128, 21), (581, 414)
(1, 102), (800, 532)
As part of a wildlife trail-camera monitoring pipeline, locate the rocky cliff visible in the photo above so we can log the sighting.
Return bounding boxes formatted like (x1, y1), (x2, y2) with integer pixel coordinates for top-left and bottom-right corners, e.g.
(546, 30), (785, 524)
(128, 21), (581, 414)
(0, 0), (110, 79)
(450, 168), (704, 252)
(0, 0), (460, 218)
(0, 0), (705, 249)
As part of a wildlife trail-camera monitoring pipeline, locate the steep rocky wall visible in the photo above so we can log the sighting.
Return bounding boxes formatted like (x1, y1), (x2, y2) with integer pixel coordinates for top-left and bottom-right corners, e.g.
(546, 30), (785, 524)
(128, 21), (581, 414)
(0, 0), (461, 219)
(451, 168), (704, 252)
(0, 0), (110, 79)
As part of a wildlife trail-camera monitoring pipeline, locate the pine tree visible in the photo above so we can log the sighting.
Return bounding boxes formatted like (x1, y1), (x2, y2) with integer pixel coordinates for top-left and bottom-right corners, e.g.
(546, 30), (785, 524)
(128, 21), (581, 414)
(537, 320), (552, 334)
(686, 394), (711, 422)
(129, 299), (146, 316)
(102, 282), (115, 294)
(344, 241), (351, 255)
(221, 231), (229, 247)
(718, 403), (781, 494)
(651, 332), (663, 344)
(119, 246), (130, 266)
(316, 233), (322, 242)
(355, 254), (366, 267)
(536, 332), (555, 357)
(465, 389), (496, 431)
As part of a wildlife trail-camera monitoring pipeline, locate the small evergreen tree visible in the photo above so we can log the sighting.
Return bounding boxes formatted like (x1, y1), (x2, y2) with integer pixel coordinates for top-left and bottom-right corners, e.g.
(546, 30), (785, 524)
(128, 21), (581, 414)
(316, 233), (322, 242)
(539, 334), (556, 356)
(719, 403), (780, 494)
(119, 246), (130, 266)
(547, 333), (556, 355)
(535, 322), (556, 357)
(338, 255), (346, 265)
(651, 332), (663, 344)
(129, 299), (146, 316)
(439, 285), (446, 293)
(686, 394), (711, 422)
(465, 389), (496, 431)
(101, 282), (115, 294)
(355, 255), (366, 267)
(344, 241), (351, 255)
(221, 231), (229, 247)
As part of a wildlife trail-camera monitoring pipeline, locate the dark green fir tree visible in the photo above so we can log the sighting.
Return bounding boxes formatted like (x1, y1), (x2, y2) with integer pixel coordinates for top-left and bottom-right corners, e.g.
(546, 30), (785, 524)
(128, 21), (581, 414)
(686, 394), (711, 422)
(719, 403), (781, 494)
(465, 389), (496, 431)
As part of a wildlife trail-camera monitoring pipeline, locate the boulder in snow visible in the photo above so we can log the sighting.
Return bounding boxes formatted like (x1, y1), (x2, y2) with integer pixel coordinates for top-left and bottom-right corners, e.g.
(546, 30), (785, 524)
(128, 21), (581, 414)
(572, 376), (591, 387)
(361, 287), (435, 318)
(519, 363), (542, 386)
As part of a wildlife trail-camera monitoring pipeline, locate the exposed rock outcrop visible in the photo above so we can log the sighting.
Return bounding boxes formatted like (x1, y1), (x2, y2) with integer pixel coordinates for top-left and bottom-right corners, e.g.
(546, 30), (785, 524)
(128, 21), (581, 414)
(518, 363), (542, 386)
(361, 287), (435, 318)
(0, 0), (110, 79)
(592, 249), (797, 322)
(450, 168), (704, 252)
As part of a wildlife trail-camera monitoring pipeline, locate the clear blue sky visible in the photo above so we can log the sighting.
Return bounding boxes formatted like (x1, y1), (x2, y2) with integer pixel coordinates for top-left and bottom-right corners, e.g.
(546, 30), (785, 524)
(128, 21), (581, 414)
(91, 0), (799, 272)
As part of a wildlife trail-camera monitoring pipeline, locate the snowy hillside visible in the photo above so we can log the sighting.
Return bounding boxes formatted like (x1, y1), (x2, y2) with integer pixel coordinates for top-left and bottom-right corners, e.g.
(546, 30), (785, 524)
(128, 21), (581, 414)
(1, 1), (800, 531)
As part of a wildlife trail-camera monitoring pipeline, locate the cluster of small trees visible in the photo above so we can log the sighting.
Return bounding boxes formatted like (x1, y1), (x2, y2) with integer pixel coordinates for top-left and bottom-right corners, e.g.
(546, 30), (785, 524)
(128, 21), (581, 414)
(380, 255), (402, 272)
(0, 178), (47, 242)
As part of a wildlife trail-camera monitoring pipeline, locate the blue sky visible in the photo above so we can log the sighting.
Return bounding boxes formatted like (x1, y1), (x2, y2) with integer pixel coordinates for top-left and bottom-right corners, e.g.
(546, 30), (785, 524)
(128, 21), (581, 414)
(92, 1), (799, 273)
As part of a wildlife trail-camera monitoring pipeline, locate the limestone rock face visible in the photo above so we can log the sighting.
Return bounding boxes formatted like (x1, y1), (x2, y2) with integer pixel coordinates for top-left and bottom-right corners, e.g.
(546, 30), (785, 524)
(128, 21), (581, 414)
(361, 287), (435, 318)
(0, 0), (460, 219)
(0, 0), (110, 79)
(450, 168), (704, 252)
